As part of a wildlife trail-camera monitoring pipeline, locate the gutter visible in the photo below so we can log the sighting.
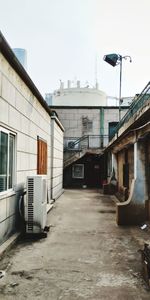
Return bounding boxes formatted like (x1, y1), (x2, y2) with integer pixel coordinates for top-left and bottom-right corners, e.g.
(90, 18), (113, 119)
(51, 115), (65, 132)
(50, 105), (129, 109)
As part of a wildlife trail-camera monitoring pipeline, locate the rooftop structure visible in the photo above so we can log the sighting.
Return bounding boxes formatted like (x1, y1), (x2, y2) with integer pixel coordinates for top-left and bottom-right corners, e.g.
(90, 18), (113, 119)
(46, 80), (107, 107)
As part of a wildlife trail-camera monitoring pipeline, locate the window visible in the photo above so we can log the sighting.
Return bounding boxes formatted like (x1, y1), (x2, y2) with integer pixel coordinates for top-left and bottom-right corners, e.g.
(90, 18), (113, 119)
(37, 136), (47, 174)
(82, 117), (93, 133)
(0, 128), (15, 192)
(72, 164), (84, 179)
(109, 122), (118, 140)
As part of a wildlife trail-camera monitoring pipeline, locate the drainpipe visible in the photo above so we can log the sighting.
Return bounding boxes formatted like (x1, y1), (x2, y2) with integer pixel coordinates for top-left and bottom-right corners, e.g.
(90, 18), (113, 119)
(100, 108), (104, 147)
(51, 119), (54, 200)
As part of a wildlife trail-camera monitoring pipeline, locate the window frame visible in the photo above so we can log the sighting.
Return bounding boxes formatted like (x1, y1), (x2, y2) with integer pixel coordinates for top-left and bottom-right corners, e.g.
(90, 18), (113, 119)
(82, 117), (93, 133)
(0, 126), (16, 195)
(72, 164), (84, 179)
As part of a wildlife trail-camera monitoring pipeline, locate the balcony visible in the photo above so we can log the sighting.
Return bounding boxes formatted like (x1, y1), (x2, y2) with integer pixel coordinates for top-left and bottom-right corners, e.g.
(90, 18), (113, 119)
(64, 135), (109, 168)
(109, 82), (150, 141)
(64, 135), (109, 152)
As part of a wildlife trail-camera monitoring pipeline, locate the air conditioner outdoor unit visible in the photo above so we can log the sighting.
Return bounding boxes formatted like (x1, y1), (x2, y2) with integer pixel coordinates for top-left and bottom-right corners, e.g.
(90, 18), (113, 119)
(67, 139), (79, 150)
(25, 175), (47, 234)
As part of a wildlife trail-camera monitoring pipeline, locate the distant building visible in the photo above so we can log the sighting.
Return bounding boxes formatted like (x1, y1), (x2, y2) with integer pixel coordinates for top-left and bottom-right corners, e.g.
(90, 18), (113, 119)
(13, 48), (27, 69)
(46, 81), (131, 188)
(45, 93), (53, 105)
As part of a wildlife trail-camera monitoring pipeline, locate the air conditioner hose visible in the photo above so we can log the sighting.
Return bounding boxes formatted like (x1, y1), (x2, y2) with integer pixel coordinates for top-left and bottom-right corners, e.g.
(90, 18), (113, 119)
(18, 191), (26, 220)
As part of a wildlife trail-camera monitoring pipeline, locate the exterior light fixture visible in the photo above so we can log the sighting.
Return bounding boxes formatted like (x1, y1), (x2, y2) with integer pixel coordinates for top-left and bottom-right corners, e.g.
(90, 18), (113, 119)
(103, 53), (132, 121)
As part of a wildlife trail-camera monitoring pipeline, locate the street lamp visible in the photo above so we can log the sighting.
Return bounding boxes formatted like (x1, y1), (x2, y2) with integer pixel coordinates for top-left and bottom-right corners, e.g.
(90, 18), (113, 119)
(103, 53), (132, 121)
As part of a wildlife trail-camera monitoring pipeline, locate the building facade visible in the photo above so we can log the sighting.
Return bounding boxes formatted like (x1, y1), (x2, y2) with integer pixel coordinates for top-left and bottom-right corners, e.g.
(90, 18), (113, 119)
(104, 82), (150, 225)
(47, 81), (130, 188)
(0, 32), (64, 245)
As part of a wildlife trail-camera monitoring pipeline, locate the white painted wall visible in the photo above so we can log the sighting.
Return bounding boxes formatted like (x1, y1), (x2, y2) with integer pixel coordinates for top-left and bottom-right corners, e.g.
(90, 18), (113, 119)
(51, 116), (64, 200)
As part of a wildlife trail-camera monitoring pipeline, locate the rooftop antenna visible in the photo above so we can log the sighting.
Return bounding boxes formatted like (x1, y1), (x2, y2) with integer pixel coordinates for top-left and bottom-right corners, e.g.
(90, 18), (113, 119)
(95, 54), (99, 89)
(72, 76), (77, 87)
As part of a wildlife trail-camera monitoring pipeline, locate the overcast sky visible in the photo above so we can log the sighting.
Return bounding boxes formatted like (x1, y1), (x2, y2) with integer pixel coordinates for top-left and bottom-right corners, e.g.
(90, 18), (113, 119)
(0, 0), (150, 98)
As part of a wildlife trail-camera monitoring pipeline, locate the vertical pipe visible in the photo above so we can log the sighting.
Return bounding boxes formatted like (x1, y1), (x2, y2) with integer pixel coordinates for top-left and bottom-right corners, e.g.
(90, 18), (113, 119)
(119, 56), (122, 121)
(134, 142), (137, 180)
(112, 153), (118, 180)
(100, 108), (104, 147)
(51, 118), (54, 199)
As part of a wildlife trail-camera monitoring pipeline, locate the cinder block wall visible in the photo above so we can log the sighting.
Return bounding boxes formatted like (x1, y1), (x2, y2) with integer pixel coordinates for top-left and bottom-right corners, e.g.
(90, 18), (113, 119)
(55, 108), (100, 137)
(54, 107), (128, 141)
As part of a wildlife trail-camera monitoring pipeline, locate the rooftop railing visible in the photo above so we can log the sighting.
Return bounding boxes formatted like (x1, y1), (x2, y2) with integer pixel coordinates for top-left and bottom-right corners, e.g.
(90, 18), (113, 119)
(64, 135), (109, 151)
(110, 81), (150, 140)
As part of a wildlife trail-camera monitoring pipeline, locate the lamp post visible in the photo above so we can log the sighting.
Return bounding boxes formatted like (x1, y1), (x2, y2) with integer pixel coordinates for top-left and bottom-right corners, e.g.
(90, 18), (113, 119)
(103, 54), (132, 121)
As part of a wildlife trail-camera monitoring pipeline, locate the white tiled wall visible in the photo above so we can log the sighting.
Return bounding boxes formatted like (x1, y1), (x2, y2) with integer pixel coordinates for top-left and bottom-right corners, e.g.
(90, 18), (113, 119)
(0, 53), (52, 244)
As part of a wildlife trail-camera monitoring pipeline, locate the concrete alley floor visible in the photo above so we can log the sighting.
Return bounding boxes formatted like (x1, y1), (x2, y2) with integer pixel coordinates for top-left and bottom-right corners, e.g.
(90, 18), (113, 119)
(0, 189), (150, 300)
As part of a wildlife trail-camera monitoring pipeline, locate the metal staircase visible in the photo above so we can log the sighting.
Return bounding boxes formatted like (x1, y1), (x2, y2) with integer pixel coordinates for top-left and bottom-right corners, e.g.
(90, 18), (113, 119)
(64, 135), (108, 168)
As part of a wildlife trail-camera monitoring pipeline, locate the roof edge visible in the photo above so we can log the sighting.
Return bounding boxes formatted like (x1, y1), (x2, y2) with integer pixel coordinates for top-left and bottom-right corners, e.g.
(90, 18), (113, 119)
(0, 31), (51, 116)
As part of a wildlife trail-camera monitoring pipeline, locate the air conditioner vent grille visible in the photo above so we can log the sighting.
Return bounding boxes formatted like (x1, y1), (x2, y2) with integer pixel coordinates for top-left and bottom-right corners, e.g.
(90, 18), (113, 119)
(25, 175), (47, 234)
(27, 178), (34, 231)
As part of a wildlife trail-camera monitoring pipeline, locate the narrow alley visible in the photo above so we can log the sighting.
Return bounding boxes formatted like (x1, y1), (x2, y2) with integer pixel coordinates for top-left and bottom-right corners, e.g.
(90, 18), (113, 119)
(0, 189), (150, 300)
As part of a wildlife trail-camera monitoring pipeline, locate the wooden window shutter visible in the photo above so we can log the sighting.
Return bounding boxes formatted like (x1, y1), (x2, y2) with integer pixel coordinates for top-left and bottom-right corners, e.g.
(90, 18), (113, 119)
(37, 137), (47, 174)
